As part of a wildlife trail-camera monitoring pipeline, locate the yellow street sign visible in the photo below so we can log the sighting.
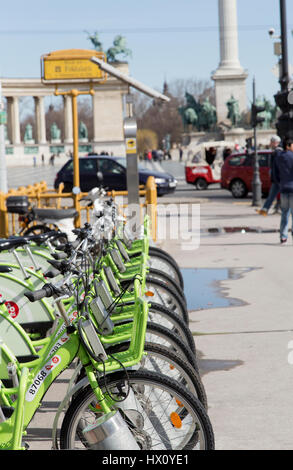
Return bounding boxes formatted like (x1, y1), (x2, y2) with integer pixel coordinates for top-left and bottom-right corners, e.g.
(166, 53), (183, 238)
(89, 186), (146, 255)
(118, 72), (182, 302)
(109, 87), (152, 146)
(41, 49), (107, 82)
(126, 138), (137, 154)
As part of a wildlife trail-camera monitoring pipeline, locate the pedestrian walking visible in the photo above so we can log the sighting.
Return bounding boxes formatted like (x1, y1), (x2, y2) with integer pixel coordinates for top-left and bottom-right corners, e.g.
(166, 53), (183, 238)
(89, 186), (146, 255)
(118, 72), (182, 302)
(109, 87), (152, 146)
(41, 154), (45, 166)
(49, 154), (55, 166)
(33, 156), (36, 167)
(274, 138), (293, 244)
(256, 135), (282, 216)
(179, 146), (183, 162)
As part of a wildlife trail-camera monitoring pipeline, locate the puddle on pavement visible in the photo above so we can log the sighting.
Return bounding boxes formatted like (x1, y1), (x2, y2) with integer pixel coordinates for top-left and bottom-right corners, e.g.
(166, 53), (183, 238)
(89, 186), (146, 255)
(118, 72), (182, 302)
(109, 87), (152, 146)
(181, 267), (249, 311)
(201, 226), (279, 236)
(181, 267), (248, 375)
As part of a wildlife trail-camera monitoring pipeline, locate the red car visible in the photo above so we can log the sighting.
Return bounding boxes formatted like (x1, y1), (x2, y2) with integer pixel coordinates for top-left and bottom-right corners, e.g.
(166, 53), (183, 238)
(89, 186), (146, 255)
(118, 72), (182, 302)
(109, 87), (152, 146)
(221, 150), (272, 198)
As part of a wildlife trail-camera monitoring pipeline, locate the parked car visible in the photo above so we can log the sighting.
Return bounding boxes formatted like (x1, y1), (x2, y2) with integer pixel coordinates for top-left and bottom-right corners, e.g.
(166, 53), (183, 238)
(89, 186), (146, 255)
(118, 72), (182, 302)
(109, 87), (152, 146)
(221, 150), (273, 198)
(54, 155), (177, 196)
(185, 141), (235, 190)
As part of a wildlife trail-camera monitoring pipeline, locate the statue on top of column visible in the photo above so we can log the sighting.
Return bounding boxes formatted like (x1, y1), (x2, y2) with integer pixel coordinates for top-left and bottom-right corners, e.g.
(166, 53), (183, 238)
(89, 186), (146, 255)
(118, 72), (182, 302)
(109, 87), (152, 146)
(106, 35), (132, 62)
(86, 30), (132, 63)
(86, 31), (103, 51)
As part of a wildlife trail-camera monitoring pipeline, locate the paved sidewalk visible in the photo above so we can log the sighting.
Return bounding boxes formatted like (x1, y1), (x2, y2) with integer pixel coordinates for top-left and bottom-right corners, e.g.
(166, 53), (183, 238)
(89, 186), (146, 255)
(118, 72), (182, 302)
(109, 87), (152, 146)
(159, 198), (293, 450)
(24, 195), (293, 450)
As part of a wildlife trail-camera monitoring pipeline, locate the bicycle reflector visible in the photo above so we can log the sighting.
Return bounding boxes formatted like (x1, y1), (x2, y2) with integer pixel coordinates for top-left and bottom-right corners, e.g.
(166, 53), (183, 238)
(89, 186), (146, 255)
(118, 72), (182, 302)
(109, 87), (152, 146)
(145, 291), (154, 297)
(170, 412), (182, 429)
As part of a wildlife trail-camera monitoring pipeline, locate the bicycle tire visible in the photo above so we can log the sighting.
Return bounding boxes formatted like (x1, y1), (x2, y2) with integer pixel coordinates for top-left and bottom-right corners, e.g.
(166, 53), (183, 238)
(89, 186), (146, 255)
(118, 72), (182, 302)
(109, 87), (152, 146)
(129, 248), (184, 289)
(148, 302), (195, 354)
(144, 277), (189, 324)
(147, 268), (186, 303)
(60, 369), (214, 450)
(72, 342), (206, 408)
(140, 342), (207, 409)
(146, 321), (198, 372)
(23, 224), (52, 236)
(148, 247), (184, 288)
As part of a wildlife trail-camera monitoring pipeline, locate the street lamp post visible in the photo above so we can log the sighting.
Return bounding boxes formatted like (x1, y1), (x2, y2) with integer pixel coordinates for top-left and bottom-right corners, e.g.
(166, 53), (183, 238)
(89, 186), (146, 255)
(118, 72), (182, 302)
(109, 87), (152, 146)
(279, 0), (289, 92)
(274, 0), (293, 140)
(251, 78), (263, 207)
(0, 81), (8, 194)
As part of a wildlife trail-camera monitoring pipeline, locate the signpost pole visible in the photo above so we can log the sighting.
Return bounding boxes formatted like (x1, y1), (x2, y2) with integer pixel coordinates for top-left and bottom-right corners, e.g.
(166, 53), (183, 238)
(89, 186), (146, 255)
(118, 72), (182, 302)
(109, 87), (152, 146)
(71, 90), (80, 193)
(0, 81), (7, 194)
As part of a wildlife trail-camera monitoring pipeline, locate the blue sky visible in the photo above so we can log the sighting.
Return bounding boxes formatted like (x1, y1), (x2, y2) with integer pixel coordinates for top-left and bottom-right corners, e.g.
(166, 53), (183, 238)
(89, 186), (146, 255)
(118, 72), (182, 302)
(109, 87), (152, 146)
(1, 0), (293, 106)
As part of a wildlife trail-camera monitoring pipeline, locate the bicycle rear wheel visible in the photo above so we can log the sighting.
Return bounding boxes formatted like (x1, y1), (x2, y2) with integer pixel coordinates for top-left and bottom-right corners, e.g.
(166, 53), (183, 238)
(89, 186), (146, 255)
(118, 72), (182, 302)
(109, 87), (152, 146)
(60, 370), (214, 450)
(148, 302), (195, 354)
(146, 322), (198, 372)
(144, 277), (189, 324)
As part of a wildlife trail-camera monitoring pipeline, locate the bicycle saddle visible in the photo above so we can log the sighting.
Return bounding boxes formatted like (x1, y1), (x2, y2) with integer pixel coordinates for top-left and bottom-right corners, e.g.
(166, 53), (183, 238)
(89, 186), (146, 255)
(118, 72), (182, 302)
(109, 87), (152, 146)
(0, 265), (13, 273)
(24, 231), (68, 245)
(32, 208), (78, 220)
(0, 237), (29, 251)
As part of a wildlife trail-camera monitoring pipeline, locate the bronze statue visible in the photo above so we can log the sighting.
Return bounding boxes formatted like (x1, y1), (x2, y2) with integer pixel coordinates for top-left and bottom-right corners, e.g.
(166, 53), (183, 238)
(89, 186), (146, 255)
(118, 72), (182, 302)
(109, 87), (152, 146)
(24, 123), (33, 142)
(106, 35), (132, 62)
(79, 121), (88, 139)
(86, 31), (103, 51)
(226, 95), (240, 127)
(50, 122), (61, 141)
(178, 92), (217, 132)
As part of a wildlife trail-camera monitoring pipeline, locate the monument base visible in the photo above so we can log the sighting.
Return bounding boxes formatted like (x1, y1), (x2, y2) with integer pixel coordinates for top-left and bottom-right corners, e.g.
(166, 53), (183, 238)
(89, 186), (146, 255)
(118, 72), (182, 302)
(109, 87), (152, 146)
(4, 139), (127, 167)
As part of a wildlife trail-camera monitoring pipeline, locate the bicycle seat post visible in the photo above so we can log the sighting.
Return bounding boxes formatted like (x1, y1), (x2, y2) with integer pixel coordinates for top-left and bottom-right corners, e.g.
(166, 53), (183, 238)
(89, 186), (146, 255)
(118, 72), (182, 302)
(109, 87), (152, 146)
(12, 249), (31, 280)
(54, 296), (72, 328)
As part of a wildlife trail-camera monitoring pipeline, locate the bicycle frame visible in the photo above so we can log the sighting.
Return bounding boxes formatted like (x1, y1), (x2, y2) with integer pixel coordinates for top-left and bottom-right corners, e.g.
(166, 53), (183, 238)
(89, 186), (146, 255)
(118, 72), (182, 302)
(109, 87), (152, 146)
(0, 281), (148, 450)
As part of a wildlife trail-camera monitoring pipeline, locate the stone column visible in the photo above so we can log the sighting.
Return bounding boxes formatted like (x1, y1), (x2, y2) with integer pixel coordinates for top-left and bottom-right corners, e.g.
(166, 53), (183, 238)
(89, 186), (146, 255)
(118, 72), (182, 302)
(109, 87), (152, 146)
(212, 0), (248, 123)
(92, 90), (124, 143)
(218, 0), (241, 70)
(34, 96), (47, 144)
(63, 95), (73, 143)
(6, 96), (21, 144)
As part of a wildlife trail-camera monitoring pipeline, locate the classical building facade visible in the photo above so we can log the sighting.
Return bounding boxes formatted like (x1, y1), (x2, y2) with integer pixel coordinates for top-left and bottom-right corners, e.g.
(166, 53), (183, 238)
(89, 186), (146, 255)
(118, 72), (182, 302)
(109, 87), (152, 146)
(2, 63), (129, 166)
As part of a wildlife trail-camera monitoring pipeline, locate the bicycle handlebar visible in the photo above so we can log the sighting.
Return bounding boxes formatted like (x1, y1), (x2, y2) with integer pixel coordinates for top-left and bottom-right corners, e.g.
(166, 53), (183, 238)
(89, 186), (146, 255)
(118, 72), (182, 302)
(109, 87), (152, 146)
(24, 284), (55, 302)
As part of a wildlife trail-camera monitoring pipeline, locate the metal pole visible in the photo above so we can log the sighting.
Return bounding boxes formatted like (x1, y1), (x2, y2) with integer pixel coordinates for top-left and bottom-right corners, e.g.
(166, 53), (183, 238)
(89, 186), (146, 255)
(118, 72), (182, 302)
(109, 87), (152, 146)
(279, 0), (289, 92)
(0, 81), (8, 193)
(252, 77), (262, 207)
(71, 90), (80, 193)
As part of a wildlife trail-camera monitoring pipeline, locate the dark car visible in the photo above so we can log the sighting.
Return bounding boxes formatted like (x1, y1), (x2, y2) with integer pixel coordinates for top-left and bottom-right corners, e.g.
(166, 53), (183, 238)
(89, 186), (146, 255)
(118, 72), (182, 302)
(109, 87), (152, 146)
(54, 155), (177, 196)
(221, 150), (272, 198)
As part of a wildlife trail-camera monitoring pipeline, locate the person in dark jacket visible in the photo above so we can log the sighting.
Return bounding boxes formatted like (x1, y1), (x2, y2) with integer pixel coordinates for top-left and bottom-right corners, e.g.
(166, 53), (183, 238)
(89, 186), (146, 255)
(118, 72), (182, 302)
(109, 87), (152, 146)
(257, 135), (282, 215)
(274, 138), (293, 243)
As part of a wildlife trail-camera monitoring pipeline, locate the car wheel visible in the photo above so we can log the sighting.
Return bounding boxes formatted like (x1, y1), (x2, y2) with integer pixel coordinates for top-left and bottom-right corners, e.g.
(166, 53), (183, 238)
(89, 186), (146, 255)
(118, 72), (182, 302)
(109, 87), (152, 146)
(230, 179), (247, 198)
(195, 178), (208, 190)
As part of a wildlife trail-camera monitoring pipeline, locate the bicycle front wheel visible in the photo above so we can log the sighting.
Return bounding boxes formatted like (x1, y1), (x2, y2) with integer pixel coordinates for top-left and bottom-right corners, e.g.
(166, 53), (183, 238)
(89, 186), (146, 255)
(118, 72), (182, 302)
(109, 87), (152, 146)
(60, 370), (214, 450)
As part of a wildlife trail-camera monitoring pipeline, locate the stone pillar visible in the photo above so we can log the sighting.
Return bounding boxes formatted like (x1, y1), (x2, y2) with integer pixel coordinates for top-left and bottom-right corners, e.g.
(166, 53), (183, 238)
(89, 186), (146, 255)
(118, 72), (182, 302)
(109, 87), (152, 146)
(34, 96), (47, 144)
(6, 96), (21, 144)
(218, 0), (241, 70)
(212, 0), (248, 123)
(92, 89), (124, 143)
(63, 95), (73, 143)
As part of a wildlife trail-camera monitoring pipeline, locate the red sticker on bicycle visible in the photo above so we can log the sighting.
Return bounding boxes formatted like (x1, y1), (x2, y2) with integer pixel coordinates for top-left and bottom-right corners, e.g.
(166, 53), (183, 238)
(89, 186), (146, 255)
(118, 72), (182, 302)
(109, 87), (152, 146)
(5, 301), (19, 319)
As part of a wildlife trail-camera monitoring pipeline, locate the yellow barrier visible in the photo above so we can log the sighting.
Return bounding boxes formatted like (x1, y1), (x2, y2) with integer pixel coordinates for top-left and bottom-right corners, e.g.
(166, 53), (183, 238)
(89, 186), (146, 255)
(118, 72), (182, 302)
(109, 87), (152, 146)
(0, 177), (158, 241)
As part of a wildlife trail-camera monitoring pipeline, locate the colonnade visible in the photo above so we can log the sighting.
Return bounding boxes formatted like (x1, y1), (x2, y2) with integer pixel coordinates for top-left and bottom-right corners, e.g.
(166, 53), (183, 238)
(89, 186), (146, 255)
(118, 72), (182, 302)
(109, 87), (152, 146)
(1, 62), (129, 159)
